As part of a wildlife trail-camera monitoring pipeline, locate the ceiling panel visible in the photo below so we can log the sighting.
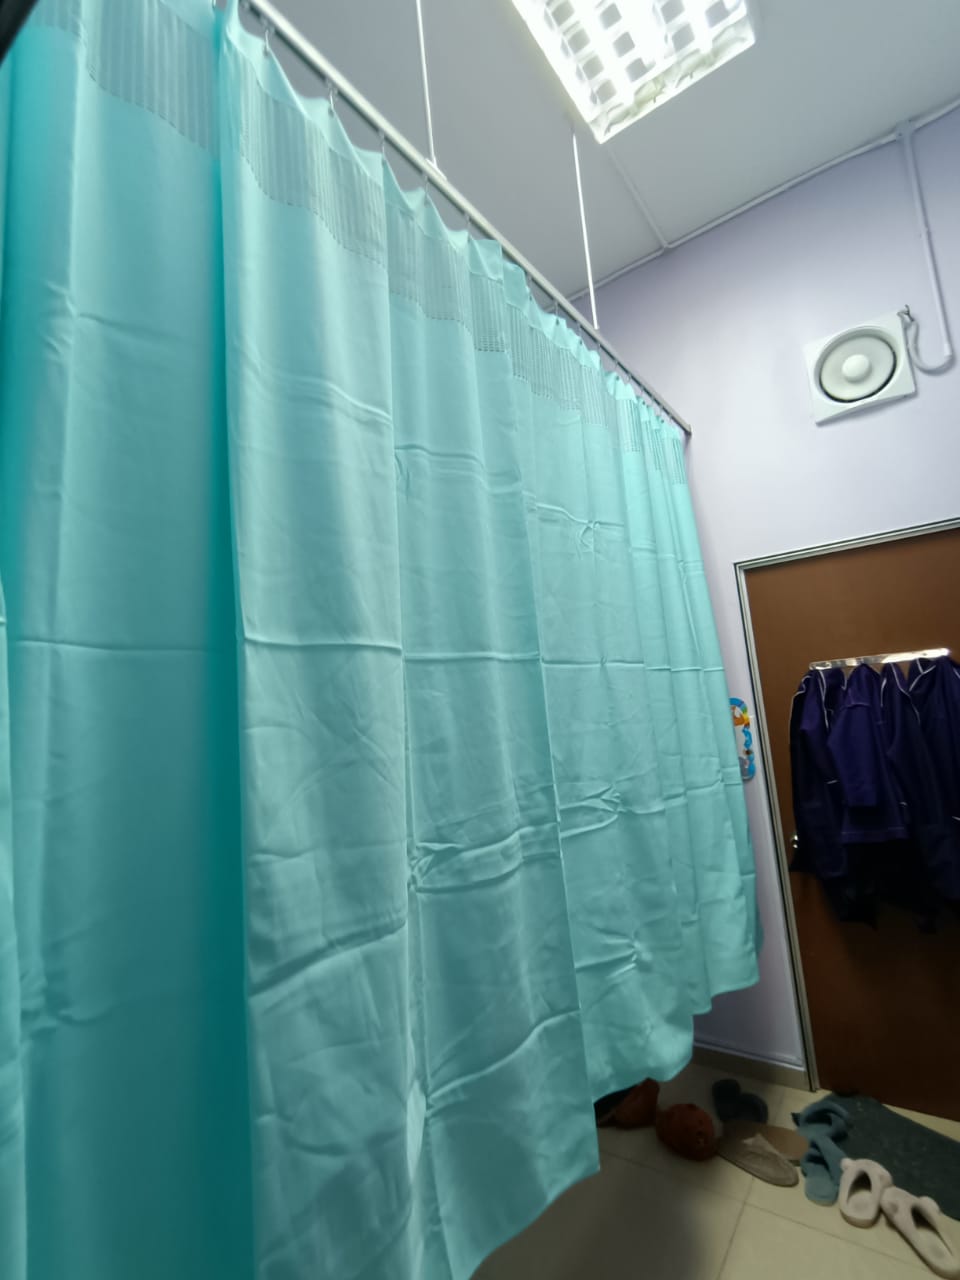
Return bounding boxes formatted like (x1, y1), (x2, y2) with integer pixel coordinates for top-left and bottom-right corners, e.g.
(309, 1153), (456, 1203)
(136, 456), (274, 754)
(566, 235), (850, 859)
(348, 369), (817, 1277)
(269, 0), (428, 147)
(259, 0), (960, 300)
(607, 0), (960, 242)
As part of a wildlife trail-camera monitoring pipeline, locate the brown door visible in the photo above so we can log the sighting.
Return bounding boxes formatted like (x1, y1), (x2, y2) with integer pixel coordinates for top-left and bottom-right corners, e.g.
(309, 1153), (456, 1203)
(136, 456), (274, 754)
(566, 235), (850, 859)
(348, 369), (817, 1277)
(744, 525), (960, 1121)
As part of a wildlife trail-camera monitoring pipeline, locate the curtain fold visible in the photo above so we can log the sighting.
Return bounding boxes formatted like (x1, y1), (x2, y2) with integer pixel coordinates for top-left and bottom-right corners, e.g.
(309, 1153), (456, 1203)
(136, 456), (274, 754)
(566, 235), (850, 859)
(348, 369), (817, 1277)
(0, 3), (759, 1278)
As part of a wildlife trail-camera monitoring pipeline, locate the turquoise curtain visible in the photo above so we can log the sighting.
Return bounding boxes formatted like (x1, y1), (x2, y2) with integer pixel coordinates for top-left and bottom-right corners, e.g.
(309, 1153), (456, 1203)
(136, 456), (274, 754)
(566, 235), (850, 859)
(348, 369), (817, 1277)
(0, 3), (759, 1278)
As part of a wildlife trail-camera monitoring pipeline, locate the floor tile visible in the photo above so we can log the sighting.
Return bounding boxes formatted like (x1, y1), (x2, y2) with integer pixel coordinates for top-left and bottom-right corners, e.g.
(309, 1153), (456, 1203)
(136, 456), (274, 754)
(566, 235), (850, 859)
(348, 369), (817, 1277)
(746, 1165), (941, 1270)
(719, 1205), (930, 1280)
(474, 1150), (743, 1280)
(599, 1123), (753, 1201)
(598, 1062), (783, 1201)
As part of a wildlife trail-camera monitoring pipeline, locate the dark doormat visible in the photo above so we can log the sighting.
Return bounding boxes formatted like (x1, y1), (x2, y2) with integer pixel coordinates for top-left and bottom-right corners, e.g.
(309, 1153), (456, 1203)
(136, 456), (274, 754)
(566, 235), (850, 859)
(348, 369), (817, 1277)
(824, 1093), (960, 1220)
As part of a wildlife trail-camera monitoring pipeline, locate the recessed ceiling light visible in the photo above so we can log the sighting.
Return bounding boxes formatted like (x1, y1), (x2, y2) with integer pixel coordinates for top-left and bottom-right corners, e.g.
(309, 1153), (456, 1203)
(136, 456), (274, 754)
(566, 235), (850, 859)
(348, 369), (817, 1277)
(510, 0), (756, 142)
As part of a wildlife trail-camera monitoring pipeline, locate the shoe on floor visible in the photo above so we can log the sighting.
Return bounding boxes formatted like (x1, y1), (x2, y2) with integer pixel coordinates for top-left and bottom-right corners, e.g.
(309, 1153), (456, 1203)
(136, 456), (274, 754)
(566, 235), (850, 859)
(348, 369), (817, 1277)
(838, 1158), (892, 1227)
(611, 1078), (660, 1129)
(594, 1087), (632, 1127)
(712, 1077), (768, 1123)
(722, 1118), (808, 1164)
(718, 1131), (798, 1186)
(792, 1098), (850, 1141)
(656, 1103), (716, 1161)
(800, 1134), (846, 1205)
(880, 1187), (960, 1279)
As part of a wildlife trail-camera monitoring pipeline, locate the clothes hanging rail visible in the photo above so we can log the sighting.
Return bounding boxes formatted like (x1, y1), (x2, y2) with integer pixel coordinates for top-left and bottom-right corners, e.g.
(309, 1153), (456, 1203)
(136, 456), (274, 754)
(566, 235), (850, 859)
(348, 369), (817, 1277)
(240, 0), (693, 439)
(810, 647), (949, 670)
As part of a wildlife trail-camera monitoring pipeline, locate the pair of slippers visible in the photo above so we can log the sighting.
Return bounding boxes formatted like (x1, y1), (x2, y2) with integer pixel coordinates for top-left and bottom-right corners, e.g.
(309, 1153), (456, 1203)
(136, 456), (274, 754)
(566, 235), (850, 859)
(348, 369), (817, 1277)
(839, 1159), (960, 1279)
(595, 1078), (717, 1162)
(713, 1078), (804, 1187)
(794, 1100), (959, 1278)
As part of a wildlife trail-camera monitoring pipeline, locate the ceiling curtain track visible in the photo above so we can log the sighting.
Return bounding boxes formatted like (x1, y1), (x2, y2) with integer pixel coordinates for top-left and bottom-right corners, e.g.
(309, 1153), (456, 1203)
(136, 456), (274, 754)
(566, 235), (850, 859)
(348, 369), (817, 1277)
(240, 0), (693, 439)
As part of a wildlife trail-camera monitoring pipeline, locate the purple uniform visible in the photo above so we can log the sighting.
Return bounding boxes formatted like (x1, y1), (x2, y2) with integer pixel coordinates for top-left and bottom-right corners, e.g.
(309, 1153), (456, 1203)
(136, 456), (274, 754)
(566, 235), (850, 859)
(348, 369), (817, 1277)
(881, 663), (960, 903)
(908, 655), (960, 826)
(790, 667), (877, 921)
(790, 660), (956, 926)
(828, 664), (908, 844)
(790, 667), (846, 879)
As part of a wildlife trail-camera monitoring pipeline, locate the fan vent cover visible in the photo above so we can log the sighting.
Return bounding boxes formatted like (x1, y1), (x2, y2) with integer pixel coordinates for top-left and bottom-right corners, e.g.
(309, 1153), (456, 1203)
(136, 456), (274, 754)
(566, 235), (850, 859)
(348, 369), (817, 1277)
(804, 313), (916, 423)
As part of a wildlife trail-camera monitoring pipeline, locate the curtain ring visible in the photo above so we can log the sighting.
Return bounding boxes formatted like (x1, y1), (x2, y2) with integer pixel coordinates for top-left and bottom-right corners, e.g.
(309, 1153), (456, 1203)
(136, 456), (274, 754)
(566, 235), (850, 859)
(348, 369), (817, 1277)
(262, 25), (272, 57)
(378, 129), (387, 157)
(329, 85), (340, 119)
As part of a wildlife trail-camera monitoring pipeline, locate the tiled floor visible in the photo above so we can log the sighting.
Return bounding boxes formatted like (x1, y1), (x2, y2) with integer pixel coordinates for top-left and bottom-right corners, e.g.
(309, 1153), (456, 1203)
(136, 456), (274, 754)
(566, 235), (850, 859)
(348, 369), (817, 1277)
(474, 1064), (960, 1280)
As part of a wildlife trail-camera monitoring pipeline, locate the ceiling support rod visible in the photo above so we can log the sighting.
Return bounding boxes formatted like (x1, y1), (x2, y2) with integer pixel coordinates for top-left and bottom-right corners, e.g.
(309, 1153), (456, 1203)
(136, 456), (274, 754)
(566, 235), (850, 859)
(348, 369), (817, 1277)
(412, 0), (439, 171)
(571, 130), (599, 330)
(240, 0), (693, 437)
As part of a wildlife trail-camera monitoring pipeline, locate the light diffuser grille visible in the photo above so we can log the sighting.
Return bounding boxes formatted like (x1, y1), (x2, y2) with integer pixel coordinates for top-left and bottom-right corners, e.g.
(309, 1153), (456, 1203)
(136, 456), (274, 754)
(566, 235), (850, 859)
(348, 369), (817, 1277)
(510, 0), (755, 141)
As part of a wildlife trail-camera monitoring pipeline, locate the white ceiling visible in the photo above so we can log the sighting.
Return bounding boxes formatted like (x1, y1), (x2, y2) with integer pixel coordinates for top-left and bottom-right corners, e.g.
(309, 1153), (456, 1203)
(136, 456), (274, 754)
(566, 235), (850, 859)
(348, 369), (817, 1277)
(264, 0), (960, 299)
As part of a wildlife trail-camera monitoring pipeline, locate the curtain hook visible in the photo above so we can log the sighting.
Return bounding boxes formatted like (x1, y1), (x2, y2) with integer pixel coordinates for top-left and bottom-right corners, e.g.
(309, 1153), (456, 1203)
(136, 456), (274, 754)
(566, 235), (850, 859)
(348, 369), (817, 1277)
(378, 128), (387, 157)
(262, 24), (272, 57)
(329, 85), (340, 119)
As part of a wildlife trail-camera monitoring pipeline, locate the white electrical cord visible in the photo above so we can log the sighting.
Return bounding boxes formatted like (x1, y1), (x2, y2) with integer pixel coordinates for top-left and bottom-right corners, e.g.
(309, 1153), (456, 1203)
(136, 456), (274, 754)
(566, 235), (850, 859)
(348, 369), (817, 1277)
(898, 122), (954, 374)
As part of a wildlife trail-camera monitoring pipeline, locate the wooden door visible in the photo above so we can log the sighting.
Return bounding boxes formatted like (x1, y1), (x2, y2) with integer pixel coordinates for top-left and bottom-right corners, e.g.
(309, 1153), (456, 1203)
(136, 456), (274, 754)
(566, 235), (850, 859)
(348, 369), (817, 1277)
(744, 526), (960, 1120)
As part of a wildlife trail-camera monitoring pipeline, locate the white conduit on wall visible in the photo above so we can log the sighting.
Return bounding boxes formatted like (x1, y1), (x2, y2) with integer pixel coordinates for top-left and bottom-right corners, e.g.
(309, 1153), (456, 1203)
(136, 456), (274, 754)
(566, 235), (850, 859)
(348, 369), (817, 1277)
(897, 121), (955, 375)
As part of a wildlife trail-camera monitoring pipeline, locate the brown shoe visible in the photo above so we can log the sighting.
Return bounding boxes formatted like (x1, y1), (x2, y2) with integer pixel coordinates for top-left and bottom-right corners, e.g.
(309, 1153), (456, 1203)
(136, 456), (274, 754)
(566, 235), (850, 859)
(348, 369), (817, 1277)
(656, 1103), (716, 1161)
(611, 1078), (660, 1129)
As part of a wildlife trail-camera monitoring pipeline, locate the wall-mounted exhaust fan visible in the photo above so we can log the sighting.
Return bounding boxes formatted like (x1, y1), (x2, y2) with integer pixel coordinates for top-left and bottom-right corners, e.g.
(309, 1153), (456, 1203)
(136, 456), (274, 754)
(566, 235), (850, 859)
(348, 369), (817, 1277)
(804, 311), (916, 424)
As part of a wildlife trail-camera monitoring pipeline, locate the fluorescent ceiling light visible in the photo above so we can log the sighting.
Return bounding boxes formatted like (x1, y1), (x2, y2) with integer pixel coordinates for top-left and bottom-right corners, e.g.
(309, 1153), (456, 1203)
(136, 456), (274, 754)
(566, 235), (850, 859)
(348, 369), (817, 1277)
(510, 0), (756, 142)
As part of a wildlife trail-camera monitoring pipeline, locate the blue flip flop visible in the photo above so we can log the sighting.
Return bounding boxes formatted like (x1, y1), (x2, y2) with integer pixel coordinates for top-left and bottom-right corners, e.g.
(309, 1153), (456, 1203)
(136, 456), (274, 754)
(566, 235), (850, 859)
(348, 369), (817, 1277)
(792, 1099), (850, 1141)
(800, 1135), (847, 1205)
(712, 1077), (769, 1123)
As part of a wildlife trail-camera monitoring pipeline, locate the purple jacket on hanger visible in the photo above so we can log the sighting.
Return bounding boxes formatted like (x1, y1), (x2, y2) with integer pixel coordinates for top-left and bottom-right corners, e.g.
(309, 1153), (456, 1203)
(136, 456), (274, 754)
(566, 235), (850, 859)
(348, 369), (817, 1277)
(880, 663), (960, 904)
(908, 654), (960, 826)
(789, 666), (847, 878)
(828, 663), (908, 843)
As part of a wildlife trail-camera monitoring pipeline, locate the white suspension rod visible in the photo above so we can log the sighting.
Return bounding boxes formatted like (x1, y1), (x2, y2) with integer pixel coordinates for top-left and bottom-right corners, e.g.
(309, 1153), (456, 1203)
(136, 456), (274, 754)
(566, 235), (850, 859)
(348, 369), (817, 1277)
(571, 130), (598, 331)
(413, 0), (439, 170)
(240, 0), (693, 437)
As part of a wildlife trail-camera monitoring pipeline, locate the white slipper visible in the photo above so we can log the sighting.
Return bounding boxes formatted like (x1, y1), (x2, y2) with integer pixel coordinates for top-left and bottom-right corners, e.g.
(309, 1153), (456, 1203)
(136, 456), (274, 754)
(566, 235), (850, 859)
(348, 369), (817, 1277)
(880, 1186), (960, 1278)
(838, 1157), (892, 1227)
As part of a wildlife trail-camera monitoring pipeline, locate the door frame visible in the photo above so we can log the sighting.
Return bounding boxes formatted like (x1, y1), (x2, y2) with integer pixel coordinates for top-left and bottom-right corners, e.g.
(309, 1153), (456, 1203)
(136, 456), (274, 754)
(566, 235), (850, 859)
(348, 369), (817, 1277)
(734, 515), (960, 1092)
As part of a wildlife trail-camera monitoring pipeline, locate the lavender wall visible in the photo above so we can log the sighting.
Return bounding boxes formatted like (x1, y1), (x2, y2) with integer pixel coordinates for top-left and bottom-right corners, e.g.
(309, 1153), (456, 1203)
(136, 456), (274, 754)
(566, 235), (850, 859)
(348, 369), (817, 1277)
(596, 108), (960, 1067)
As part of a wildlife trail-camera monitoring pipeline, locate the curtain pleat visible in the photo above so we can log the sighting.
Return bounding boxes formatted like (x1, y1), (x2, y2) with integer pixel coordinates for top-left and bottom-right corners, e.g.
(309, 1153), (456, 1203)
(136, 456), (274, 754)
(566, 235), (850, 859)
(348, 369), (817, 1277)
(0, 4), (759, 1278)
